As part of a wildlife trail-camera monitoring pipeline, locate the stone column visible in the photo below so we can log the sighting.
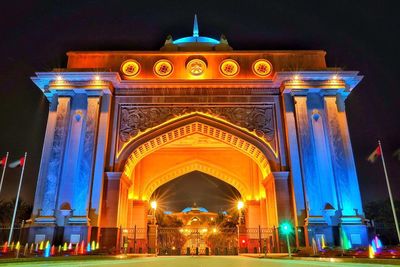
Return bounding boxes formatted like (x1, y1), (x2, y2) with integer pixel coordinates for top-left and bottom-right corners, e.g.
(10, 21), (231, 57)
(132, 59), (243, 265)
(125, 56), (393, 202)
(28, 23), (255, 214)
(29, 95), (71, 244)
(34, 96), (71, 221)
(282, 93), (306, 224)
(72, 96), (101, 218)
(99, 172), (132, 249)
(262, 174), (278, 228)
(324, 95), (363, 216)
(273, 171), (292, 222)
(56, 93), (88, 222)
(90, 94), (112, 228)
(293, 95), (324, 216)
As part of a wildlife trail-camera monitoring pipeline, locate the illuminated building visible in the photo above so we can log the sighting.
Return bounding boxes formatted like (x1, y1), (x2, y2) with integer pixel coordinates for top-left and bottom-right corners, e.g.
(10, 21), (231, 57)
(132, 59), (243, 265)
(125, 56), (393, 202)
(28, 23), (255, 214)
(28, 16), (367, 250)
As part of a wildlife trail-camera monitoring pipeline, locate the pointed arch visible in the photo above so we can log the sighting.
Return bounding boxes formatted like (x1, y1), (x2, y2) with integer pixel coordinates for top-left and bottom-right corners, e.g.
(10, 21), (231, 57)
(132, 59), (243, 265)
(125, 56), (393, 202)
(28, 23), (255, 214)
(117, 113), (275, 181)
(142, 159), (250, 201)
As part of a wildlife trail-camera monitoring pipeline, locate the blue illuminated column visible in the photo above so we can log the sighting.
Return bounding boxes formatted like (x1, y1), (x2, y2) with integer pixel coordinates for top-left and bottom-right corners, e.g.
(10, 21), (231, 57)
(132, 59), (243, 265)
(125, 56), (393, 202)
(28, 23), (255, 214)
(57, 93), (91, 223)
(33, 95), (71, 221)
(89, 94), (112, 228)
(324, 94), (367, 245)
(281, 72), (367, 246)
(282, 93), (306, 225)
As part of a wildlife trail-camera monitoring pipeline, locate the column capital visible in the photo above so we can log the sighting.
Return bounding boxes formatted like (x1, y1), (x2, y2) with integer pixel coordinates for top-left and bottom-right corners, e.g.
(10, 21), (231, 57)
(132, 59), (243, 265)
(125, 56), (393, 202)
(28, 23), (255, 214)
(277, 71), (363, 98)
(32, 72), (119, 100)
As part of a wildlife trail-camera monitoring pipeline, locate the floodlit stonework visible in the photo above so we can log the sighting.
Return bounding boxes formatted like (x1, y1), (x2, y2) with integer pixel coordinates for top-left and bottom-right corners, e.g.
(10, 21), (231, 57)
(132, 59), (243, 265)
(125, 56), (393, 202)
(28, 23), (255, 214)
(28, 18), (368, 251)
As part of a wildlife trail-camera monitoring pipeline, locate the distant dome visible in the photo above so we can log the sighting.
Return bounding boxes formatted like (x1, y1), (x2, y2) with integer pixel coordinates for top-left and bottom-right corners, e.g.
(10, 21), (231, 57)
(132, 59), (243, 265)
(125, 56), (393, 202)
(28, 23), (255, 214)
(161, 15), (232, 51)
(181, 203), (208, 213)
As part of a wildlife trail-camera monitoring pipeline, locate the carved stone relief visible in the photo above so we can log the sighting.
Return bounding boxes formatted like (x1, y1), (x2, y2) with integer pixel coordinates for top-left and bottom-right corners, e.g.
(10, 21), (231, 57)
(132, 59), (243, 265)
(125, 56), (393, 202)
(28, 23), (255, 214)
(118, 105), (275, 149)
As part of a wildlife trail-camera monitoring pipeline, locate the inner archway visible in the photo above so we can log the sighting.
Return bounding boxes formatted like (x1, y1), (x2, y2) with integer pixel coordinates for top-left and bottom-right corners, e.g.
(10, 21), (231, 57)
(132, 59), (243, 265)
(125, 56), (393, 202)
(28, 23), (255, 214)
(150, 170), (241, 213)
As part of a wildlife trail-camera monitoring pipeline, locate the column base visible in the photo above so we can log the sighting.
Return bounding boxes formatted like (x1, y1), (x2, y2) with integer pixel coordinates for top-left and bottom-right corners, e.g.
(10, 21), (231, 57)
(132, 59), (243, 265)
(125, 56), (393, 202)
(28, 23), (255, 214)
(100, 227), (119, 251)
(63, 225), (91, 244)
(28, 225), (58, 244)
(340, 216), (368, 247)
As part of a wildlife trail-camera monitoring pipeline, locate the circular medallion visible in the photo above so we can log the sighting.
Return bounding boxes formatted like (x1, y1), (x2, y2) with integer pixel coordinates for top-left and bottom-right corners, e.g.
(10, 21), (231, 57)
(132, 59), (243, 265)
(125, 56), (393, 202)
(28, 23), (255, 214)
(220, 59), (240, 77)
(120, 60), (141, 77)
(186, 59), (207, 76)
(154, 59), (174, 77)
(252, 59), (272, 77)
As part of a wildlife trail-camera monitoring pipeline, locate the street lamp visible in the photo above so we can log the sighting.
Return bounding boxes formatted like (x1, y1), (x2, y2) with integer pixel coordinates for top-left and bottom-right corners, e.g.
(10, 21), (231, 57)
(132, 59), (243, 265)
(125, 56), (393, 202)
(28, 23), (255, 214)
(280, 222), (293, 258)
(151, 200), (157, 224)
(237, 201), (244, 225)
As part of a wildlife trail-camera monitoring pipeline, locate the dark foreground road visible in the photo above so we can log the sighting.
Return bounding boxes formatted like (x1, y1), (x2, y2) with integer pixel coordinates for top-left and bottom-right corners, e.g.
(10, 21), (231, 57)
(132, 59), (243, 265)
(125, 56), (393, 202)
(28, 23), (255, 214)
(1, 256), (398, 267)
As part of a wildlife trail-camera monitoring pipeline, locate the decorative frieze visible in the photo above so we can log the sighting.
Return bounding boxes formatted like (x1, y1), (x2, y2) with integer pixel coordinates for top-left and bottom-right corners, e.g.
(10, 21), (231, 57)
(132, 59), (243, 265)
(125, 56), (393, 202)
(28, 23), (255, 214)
(118, 105), (275, 148)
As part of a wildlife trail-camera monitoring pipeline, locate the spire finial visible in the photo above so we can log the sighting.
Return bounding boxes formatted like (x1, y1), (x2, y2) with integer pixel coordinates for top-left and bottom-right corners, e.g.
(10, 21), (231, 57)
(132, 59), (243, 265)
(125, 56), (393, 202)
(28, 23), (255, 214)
(193, 14), (199, 37)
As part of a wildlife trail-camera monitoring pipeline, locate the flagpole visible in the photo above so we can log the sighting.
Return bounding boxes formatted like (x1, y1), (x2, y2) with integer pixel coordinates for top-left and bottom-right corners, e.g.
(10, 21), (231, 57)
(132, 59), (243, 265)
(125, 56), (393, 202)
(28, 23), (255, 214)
(378, 140), (400, 243)
(0, 152), (9, 196)
(8, 152), (27, 245)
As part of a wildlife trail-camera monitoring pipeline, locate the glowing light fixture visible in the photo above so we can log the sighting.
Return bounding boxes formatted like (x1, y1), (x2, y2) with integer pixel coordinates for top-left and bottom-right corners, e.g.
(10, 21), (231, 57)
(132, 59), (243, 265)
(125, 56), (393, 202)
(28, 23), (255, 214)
(150, 200), (157, 210)
(252, 59), (272, 77)
(293, 74), (300, 81)
(120, 59), (140, 77)
(237, 200), (244, 210)
(56, 75), (63, 81)
(186, 59), (207, 76)
(94, 75), (100, 81)
(280, 222), (293, 257)
(153, 59), (174, 77)
(220, 59), (240, 77)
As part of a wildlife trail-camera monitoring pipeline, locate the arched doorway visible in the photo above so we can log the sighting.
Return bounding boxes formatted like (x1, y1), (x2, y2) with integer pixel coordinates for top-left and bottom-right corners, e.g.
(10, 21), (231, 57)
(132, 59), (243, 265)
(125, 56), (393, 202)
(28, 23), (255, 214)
(102, 114), (280, 252)
(151, 171), (241, 255)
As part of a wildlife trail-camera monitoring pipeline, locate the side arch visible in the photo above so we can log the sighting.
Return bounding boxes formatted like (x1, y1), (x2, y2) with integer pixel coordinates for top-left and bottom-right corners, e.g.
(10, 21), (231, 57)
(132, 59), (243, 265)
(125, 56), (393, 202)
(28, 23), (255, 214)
(142, 159), (251, 201)
(117, 113), (277, 180)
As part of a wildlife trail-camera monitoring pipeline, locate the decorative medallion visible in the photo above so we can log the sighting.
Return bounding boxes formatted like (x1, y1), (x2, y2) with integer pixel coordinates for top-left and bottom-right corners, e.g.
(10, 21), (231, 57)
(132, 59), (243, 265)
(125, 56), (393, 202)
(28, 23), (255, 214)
(252, 59), (273, 77)
(186, 59), (207, 76)
(220, 59), (240, 77)
(153, 59), (174, 77)
(120, 60), (140, 77)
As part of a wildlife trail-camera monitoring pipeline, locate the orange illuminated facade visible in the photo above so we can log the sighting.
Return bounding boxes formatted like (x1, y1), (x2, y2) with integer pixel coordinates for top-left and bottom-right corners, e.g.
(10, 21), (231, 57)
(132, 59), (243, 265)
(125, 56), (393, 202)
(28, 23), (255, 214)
(28, 18), (368, 251)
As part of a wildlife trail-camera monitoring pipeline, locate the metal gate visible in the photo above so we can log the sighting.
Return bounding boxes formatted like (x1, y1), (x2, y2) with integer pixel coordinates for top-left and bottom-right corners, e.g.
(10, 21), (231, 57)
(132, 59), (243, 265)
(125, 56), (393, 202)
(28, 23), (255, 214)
(157, 227), (239, 255)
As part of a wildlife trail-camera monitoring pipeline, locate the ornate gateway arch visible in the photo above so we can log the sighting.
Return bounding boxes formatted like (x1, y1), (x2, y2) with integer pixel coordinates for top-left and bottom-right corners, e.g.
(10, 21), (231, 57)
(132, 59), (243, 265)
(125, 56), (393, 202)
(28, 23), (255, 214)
(28, 19), (368, 251)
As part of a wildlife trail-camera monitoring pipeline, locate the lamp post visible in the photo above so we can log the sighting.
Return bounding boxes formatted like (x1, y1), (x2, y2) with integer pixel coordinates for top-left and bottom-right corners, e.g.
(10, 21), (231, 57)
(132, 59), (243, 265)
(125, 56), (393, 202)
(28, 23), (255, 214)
(237, 200), (244, 255)
(150, 200), (157, 256)
(280, 222), (292, 258)
(237, 201), (244, 225)
(151, 200), (157, 225)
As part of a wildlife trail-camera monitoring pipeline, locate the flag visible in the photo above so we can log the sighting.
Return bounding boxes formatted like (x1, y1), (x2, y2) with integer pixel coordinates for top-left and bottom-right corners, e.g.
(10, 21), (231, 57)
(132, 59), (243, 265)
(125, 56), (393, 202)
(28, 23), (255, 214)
(8, 157), (25, 168)
(367, 146), (381, 163)
(394, 148), (400, 161)
(0, 156), (6, 166)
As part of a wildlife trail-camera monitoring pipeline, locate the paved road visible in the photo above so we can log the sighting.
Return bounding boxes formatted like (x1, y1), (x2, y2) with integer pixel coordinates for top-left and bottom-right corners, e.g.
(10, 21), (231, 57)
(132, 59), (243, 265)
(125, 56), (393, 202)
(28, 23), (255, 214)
(1, 256), (398, 267)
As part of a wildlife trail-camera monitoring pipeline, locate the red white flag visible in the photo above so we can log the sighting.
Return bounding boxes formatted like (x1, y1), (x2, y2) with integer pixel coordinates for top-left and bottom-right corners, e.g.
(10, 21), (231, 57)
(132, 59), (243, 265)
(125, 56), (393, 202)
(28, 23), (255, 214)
(367, 146), (381, 163)
(8, 157), (25, 168)
(0, 156), (6, 166)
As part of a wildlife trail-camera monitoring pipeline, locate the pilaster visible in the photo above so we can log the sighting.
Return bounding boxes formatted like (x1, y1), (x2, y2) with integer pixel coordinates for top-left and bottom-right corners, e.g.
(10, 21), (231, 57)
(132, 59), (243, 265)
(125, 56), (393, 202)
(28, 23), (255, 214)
(73, 96), (101, 219)
(90, 94), (112, 227)
(324, 95), (363, 217)
(34, 96), (71, 222)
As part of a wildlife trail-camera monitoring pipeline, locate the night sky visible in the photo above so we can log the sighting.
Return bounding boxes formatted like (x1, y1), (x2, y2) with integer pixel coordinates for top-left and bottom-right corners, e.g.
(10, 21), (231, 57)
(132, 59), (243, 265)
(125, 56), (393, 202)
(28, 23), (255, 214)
(0, 1), (399, 211)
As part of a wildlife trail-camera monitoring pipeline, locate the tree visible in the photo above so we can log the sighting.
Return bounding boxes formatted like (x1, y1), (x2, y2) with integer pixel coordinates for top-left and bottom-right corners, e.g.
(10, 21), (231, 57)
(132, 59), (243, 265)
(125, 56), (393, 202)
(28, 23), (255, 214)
(364, 199), (400, 245)
(0, 198), (32, 226)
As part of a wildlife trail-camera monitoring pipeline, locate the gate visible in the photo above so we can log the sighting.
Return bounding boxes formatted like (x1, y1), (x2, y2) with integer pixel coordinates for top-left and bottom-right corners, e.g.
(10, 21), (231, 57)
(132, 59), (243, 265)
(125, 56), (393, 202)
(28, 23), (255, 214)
(120, 226), (148, 254)
(157, 227), (238, 255)
(238, 226), (277, 253)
